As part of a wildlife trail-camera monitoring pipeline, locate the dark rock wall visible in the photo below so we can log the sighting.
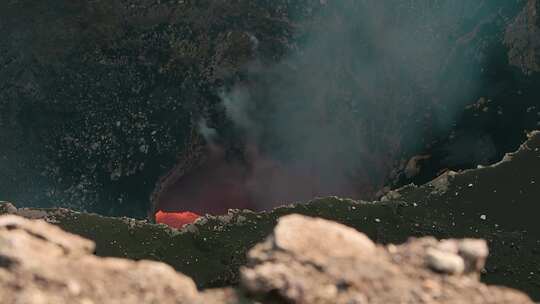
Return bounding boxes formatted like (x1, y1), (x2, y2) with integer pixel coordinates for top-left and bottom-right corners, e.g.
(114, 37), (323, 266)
(1, 0), (539, 219)
(0, 0), (306, 216)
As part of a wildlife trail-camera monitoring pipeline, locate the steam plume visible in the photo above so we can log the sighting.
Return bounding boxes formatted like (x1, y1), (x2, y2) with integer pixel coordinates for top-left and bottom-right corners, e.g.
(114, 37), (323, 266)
(214, 1), (485, 209)
(159, 1), (497, 215)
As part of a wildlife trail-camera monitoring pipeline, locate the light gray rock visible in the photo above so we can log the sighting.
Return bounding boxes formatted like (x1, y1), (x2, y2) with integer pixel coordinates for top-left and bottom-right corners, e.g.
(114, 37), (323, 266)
(0, 215), (201, 304)
(426, 248), (466, 275)
(458, 239), (489, 272)
(241, 214), (533, 304)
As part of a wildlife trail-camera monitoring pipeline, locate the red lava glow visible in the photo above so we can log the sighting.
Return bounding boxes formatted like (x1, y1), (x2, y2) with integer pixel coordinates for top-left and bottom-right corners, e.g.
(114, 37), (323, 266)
(155, 142), (393, 227)
(155, 210), (201, 229)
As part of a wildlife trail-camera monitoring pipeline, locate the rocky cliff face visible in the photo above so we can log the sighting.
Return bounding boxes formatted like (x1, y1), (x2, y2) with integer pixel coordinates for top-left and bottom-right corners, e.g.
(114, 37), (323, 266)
(0, 0), (304, 217)
(505, 0), (540, 74)
(1, 0), (539, 218)
(0, 213), (533, 304)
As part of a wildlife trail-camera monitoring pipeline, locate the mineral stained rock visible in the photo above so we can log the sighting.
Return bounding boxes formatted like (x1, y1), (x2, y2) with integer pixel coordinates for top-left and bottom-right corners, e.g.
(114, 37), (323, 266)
(0, 214), (533, 304)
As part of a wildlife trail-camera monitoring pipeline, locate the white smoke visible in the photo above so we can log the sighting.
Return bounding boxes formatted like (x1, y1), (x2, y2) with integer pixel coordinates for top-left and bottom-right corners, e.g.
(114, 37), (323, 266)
(215, 1), (499, 206)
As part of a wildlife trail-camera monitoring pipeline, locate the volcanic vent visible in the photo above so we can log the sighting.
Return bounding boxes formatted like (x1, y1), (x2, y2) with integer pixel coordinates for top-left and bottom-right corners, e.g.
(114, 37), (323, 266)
(148, 0), (500, 227)
(149, 123), (397, 229)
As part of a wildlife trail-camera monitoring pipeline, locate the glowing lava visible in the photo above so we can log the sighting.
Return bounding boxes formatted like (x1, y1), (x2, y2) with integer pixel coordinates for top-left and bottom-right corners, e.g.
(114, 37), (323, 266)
(155, 210), (201, 229)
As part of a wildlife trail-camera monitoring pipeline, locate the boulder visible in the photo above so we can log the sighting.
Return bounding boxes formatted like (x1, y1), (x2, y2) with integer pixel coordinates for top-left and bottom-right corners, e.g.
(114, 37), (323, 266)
(241, 214), (533, 304)
(0, 213), (535, 303)
(0, 215), (201, 304)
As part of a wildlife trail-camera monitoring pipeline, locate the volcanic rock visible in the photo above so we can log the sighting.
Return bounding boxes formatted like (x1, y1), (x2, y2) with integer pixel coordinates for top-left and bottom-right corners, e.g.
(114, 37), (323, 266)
(424, 238), (489, 275)
(0, 215), (201, 304)
(241, 214), (532, 304)
(0, 213), (534, 304)
(425, 248), (465, 275)
(505, 0), (540, 74)
(2, 0), (538, 221)
(1, 131), (540, 299)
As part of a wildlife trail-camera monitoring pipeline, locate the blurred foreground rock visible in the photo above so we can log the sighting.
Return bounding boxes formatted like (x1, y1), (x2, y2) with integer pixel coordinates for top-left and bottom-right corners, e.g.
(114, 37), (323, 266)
(0, 215), (200, 304)
(241, 215), (532, 304)
(0, 214), (533, 304)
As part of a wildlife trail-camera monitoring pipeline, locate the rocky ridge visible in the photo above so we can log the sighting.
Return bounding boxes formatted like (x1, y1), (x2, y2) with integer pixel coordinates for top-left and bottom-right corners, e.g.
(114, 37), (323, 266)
(0, 214), (533, 304)
(1, 131), (540, 299)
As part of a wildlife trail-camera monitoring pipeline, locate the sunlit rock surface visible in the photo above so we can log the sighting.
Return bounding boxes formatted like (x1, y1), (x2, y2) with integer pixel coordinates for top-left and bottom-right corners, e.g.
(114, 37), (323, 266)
(0, 215), (200, 304)
(0, 214), (533, 304)
(240, 215), (531, 304)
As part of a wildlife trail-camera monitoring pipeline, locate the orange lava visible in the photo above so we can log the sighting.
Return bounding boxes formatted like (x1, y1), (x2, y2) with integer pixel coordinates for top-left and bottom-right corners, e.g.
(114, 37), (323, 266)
(155, 210), (201, 229)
